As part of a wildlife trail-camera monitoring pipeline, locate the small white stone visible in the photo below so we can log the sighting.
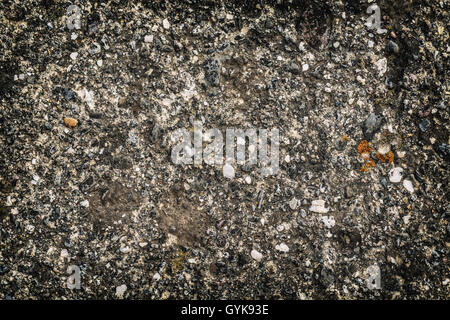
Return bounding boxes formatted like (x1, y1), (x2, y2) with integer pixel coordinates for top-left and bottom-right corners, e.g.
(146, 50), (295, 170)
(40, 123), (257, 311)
(403, 179), (414, 193)
(357, 75), (366, 85)
(309, 200), (329, 213)
(368, 40), (374, 48)
(321, 216), (336, 228)
(26, 224), (35, 233)
(153, 272), (161, 281)
(275, 243), (290, 253)
(389, 167), (403, 183)
(115, 285), (127, 298)
(245, 176), (252, 184)
(377, 144), (390, 154)
(80, 200), (89, 208)
(70, 52), (78, 60)
(162, 18), (170, 29)
(298, 42), (306, 51)
(289, 198), (298, 210)
(403, 215), (411, 224)
(375, 58), (388, 77)
(223, 164), (235, 179)
(97, 59), (103, 67)
(302, 63), (309, 72)
(251, 249), (263, 261)
(144, 34), (153, 43)
(397, 151), (406, 158)
(61, 249), (69, 258)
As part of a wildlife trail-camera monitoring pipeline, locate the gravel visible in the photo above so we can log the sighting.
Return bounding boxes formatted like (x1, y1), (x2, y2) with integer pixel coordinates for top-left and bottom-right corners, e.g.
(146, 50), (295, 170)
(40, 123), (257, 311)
(0, 0), (448, 300)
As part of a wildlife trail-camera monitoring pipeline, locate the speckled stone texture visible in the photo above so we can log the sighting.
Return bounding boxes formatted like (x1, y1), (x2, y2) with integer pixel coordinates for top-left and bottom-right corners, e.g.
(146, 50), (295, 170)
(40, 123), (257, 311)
(0, 0), (448, 299)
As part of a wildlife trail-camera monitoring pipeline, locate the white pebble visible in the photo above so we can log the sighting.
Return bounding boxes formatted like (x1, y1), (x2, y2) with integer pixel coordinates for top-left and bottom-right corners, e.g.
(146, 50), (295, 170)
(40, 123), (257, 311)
(275, 243), (290, 253)
(80, 200), (89, 208)
(144, 34), (153, 43)
(389, 167), (403, 183)
(115, 285), (127, 298)
(377, 144), (390, 154)
(289, 198), (298, 210)
(397, 151), (406, 158)
(251, 249), (263, 261)
(403, 179), (414, 193)
(162, 18), (170, 29)
(153, 272), (161, 281)
(375, 58), (387, 77)
(321, 216), (336, 228)
(97, 59), (103, 67)
(309, 200), (329, 213)
(223, 164), (235, 179)
(245, 176), (252, 184)
(70, 52), (78, 60)
(61, 249), (69, 258)
(302, 63), (309, 72)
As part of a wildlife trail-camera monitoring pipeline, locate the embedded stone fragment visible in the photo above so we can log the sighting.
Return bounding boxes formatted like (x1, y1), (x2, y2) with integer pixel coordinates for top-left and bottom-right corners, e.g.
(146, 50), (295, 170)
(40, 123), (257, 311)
(309, 200), (329, 213)
(64, 117), (78, 128)
(251, 249), (263, 261)
(389, 167), (404, 183)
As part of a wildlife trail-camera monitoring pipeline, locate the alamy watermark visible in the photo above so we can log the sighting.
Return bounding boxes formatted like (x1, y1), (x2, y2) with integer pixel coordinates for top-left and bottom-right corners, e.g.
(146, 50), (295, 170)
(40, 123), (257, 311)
(171, 122), (279, 178)
(365, 3), (387, 34)
(366, 264), (382, 290)
(67, 265), (81, 290)
(66, 5), (82, 30)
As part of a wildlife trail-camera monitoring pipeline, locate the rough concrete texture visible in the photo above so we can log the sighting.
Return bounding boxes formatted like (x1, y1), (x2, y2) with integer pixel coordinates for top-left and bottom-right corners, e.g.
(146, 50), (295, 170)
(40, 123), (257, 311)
(0, 0), (449, 299)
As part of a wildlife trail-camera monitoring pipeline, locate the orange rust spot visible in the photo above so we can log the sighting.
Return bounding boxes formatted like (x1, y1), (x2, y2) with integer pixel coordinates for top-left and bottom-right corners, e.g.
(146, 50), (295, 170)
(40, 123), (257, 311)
(357, 140), (373, 156)
(377, 151), (394, 163)
(360, 160), (375, 172)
